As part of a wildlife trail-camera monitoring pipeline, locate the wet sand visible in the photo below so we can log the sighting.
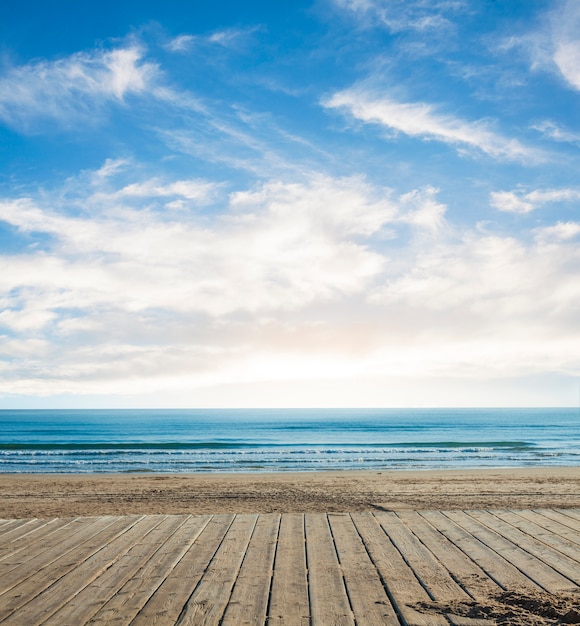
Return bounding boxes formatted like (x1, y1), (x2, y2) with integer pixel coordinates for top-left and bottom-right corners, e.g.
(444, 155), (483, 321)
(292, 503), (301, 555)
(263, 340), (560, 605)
(1, 466), (578, 518)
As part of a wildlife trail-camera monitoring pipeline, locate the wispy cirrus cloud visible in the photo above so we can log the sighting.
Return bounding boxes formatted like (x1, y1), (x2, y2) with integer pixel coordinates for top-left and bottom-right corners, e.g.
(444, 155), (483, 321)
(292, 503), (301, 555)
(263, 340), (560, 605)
(500, 0), (580, 93)
(333, 0), (467, 33)
(0, 46), (157, 130)
(323, 88), (536, 161)
(490, 187), (580, 214)
(165, 27), (259, 53)
(533, 120), (580, 144)
(165, 35), (196, 53)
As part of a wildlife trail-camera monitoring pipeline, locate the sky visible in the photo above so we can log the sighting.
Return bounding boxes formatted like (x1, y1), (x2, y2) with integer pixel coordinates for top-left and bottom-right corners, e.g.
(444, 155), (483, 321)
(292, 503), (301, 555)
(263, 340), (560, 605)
(0, 0), (579, 408)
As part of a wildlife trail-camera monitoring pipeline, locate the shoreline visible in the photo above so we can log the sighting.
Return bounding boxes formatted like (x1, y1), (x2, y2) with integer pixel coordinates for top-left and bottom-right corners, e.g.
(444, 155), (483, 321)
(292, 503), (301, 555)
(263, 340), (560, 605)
(1, 466), (578, 518)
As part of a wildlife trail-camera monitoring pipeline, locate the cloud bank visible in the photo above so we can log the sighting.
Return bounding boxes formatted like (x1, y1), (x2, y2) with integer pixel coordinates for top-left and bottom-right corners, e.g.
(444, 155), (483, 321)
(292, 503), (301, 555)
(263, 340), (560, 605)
(1, 165), (579, 399)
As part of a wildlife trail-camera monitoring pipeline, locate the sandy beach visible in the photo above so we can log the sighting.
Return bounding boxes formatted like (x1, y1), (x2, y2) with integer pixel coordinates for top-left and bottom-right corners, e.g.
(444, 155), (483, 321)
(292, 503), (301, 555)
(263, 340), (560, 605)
(2, 467), (580, 625)
(1, 466), (578, 518)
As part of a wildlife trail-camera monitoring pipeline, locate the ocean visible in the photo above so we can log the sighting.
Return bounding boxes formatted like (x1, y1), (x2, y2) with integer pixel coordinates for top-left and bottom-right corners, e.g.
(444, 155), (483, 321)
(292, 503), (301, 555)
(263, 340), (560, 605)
(0, 408), (578, 474)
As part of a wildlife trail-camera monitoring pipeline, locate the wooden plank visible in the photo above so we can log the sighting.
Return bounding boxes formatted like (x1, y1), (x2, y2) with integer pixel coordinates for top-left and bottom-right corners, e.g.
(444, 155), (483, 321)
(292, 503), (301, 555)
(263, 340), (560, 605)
(0, 518), (77, 563)
(0, 516), (125, 594)
(130, 514), (234, 625)
(267, 513), (310, 626)
(396, 510), (502, 601)
(420, 510), (541, 593)
(0, 520), (28, 535)
(558, 509), (580, 521)
(221, 514), (280, 626)
(0, 520), (14, 533)
(305, 513), (354, 626)
(533, 509), (580, 539)
(0, 510), (576, 626)
(88, 515), (211, 626)
(328, 513), (399, 625)
(0, 516), (142, 621)
(375, 512), (488, 626)
(352, 511), (447, 626)
(494, 510), (580, 561)
(536, 509), (580, 534)
(0, 516), (103, 577)
(468, 510), (580, 586)
(0, 519), (44, 543)
(0, 519), (55, 549)
(42, 516), (183, 625)
(1, 515), (160, 626)
(176, 514), (258, 625)
(445, 510), (577, 593)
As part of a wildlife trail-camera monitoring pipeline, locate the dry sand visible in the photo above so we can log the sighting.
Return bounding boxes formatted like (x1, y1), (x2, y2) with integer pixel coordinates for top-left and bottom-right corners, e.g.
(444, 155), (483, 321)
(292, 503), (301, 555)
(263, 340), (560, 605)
(1, 466), (578, 518)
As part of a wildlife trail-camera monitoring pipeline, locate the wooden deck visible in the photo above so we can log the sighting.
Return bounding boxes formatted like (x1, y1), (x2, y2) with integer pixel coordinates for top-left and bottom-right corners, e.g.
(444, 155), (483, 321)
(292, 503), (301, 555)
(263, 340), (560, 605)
(0, 509), (579, 625)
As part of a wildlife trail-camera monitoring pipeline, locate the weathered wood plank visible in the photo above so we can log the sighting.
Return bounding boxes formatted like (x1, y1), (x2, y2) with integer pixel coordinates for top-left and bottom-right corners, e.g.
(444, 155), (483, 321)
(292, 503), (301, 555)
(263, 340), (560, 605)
(375, 512), (489, 626)
(305, 513), (354, 626)
(0, 520), (29, 535)
(0, 516), (104, 578)
(558, 509), (580, 521)
(352, 511), (448, 626)
(221, 513), (280, 626)
(420, 510), (541, 593)
(445, 510), (577, 593)
(468, 510), (580, 586)
(1, 515), (159, 626)
(42, 516), (182, 625)
(494, 510), (580, 561)
(1, 510), (578, 626)
(0, 519), (45, 544)
(87, 515), (211, 626)
(328, 513), (399, 625)
(176, 514), (258, 625)
(0, 518), (64, 556)
(535, 509), (580, 534)
(130, 514), (234, 626)
(396, 510), (502, 601)
(267, 513), (310, 626)
(0, 516), (130, 596)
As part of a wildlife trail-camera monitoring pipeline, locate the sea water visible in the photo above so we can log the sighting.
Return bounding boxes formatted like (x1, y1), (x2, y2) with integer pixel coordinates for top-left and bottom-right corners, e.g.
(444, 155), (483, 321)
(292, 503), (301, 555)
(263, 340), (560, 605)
(0, 408), (578, 473)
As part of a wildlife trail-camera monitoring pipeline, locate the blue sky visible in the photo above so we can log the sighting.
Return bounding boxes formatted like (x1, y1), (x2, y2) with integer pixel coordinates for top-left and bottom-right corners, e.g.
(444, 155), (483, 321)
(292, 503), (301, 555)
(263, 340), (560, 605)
(1, 0), (579, 408)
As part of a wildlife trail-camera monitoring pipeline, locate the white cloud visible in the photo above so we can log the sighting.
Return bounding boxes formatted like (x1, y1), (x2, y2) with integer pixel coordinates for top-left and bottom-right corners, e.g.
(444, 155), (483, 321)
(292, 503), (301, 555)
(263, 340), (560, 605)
(165, 35), (195, 52)
(2, 164), (580, 399)
(532, 120), (580, 144)
(0, 173), (401, 321)
(113, 179), (220, 202)
(207, 28), (253, 47)
(506, 0), (580, 93)
(490, 187), (580, 214)
(333, 0), (466, 33)
(489, 191), (534, 214)
(324, 88), (535, 161)
(534, 221), (580, 243)
(0, 46), (157, 129)
(550, 0), (580, 90)
(370, 230), (580, 359)
(165, 27), (257, 54)
(553, 42), (580, 90)
(92, 158), (132, 179)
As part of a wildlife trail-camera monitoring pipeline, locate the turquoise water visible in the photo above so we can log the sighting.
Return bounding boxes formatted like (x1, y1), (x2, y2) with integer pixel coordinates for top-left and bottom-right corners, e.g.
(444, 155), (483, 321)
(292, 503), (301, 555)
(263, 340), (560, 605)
(0, 408), (578, 473)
